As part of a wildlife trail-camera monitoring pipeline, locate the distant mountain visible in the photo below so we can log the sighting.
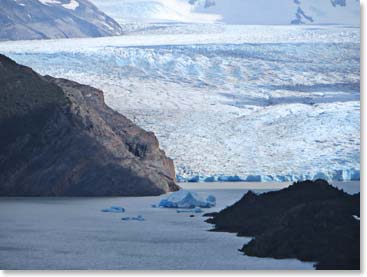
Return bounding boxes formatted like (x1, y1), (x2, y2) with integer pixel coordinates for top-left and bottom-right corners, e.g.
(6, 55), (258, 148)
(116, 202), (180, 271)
(90, 0), (359, 25)
(0, 0), (123, 41)
(195, 0), (360, 25)
(0, 54), (178, 196)
(90, 0), (221, 23)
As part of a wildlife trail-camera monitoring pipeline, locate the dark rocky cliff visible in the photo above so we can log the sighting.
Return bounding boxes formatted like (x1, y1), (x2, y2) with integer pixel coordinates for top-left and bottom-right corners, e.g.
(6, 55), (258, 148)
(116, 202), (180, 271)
(0, 54), (179, 196)
(206, 180), (360, 270)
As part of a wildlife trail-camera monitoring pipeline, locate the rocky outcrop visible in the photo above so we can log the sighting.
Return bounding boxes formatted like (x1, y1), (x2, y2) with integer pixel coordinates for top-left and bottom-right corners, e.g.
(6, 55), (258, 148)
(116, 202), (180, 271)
(0, 0), (123, 41)
(206, 180), (360, 270)
(0, 54), (179, 196)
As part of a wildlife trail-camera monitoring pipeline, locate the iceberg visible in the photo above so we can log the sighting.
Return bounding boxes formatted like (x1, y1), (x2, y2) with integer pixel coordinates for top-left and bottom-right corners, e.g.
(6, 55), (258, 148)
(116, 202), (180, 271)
(101, 206), (125, 213)
(159, 190), (216, 208)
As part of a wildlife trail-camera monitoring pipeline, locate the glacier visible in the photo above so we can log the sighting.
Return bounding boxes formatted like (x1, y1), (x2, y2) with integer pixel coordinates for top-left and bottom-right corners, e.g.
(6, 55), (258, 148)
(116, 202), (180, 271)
(0, 25), (360, 182)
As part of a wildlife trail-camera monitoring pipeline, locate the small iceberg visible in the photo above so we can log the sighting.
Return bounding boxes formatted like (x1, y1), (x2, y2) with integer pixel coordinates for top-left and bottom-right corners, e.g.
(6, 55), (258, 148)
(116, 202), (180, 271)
(159, 190), (216, 209)
(101, 206), (125, 213)
(121, 215), (145, 221)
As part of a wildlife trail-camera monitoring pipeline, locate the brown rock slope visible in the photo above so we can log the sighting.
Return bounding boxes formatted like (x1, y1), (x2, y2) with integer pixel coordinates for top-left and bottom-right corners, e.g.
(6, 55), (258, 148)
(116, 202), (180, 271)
(0, 0), (124, 41)
(0, 54), (179, 196)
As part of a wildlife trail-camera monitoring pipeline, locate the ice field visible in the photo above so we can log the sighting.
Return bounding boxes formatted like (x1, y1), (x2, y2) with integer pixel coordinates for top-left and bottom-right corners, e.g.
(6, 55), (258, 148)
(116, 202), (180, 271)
(0, 25), (360, 182)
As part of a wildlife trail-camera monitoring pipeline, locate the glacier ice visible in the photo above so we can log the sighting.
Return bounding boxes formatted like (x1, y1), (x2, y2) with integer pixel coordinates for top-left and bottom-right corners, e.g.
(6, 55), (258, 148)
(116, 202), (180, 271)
(159, 190), (216, 208)
(0, 25), (359, 183)
(101, 206), (126, 213)
(176, 169), (361, 183)
(121, 215), (145, 221)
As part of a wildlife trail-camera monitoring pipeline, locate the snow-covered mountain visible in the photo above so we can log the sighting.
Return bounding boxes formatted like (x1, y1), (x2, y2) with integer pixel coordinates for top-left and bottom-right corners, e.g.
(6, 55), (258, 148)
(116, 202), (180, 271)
(196, 0), (360, 25)
(0, 0), (123, 41)
(90, 0), (359, 25)
(90, 0), (221, 23)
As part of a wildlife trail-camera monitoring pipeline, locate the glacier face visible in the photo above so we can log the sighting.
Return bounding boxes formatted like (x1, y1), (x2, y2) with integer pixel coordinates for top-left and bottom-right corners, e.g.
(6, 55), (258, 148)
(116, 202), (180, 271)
(0, 25), (360, 182)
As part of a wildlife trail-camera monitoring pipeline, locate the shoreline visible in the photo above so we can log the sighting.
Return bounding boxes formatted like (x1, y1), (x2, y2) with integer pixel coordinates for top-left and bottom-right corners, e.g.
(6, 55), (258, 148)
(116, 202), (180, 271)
(180, 181), (360, 194)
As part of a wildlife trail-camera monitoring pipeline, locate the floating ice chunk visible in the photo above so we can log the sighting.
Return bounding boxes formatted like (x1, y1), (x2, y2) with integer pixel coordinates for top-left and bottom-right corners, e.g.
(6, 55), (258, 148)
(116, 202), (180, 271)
(101, 206), (125, 213)
(159, 190), (216, 208)
(121, 215), (145, 221)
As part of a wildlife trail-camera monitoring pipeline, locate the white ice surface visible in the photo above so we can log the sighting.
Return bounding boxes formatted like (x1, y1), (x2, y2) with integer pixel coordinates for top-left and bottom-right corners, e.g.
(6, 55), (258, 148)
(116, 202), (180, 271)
(0, 25), (360, 182)
(37, 0), (79, 10)
(0, 188), (316, 270)
(62, 0), (79, 10)
(90, 0), (221, 24)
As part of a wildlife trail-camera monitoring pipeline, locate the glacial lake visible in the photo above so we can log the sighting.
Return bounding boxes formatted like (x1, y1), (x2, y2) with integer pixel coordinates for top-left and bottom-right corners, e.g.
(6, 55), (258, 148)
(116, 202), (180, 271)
(0, 181), (358, 270)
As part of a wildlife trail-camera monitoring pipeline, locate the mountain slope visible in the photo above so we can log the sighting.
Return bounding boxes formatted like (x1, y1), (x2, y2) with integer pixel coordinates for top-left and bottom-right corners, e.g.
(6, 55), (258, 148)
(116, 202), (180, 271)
(90, 0), (359, 25)
(195, 0), (360, 25)
(0, 0), (123, 41)
(90, 0), (221, 23)
(0, 54), (178, 196)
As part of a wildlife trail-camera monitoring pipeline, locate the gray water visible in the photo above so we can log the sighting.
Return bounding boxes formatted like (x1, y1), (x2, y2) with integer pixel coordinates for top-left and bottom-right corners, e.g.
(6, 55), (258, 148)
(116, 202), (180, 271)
(0, 182), (359, 270)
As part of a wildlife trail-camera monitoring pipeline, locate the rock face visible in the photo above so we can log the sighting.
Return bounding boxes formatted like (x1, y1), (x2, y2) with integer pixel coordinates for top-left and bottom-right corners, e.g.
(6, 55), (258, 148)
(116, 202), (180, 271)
(0, 0), (123, 41)
(0, 54), (179, 196)
(206, 180), (360, 270)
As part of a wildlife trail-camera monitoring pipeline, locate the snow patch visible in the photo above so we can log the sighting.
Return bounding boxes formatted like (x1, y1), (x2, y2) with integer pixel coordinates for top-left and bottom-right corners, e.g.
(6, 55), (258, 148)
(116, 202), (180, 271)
(352, 215), (360, 221)
(91, 0), (221, 24)
(62, 0), (79, 10)
(37, 0), (79, 10)
(38, 0), (61, 5)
